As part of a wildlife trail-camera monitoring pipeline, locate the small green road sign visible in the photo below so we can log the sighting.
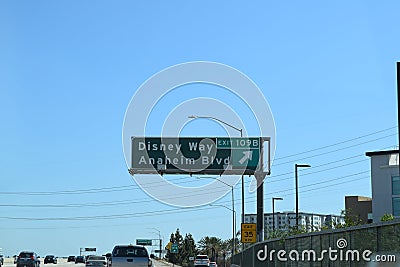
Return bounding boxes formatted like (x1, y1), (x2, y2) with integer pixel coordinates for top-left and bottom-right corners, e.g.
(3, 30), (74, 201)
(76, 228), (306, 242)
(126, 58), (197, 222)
(136, 239), (152, 246)
(171, 244), (178, 253)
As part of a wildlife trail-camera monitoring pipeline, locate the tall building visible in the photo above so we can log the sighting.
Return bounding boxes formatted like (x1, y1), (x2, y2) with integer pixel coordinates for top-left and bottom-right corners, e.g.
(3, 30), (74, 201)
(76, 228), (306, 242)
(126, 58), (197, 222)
(345, 196), (372, 224)
(244, 212), (344, 235)
(366, 149), (400, 222)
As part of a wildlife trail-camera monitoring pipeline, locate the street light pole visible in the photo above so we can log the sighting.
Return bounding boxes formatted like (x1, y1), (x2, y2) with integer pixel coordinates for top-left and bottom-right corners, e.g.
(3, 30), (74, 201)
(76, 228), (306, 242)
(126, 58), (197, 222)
(295, 164), (311, 229)
(210, 204), (236, 256)
(196, 176), (235, 254)
(148, 228), (162, 259)
(272, 197), (283, 232)
(230, 185), (235, 255)
(188, 115), (244, 251)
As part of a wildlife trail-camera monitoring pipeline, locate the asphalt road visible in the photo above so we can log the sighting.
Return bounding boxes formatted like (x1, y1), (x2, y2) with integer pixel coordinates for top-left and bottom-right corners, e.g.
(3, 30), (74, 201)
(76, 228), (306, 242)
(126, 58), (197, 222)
(152, 260), (179, 267)
(2, 258), (179, 267)
(153, 261), (180, 267)
(2, 259), (84, 267)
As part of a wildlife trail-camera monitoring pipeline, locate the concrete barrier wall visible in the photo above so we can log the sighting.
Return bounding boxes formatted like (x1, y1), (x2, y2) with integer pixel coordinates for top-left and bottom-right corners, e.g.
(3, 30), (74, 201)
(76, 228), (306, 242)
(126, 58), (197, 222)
(232, 220), (400, 267)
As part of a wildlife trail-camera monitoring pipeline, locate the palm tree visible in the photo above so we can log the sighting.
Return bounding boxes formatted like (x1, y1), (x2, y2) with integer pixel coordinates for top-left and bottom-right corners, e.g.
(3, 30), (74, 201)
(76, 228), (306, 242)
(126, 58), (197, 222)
(197, 236), (223, 262)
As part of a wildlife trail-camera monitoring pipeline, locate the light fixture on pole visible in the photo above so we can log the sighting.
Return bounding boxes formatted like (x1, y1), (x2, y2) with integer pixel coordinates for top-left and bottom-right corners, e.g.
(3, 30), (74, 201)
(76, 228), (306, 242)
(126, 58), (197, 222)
(295, 164), (311, 229)
(272, 197), (283, 231)
(188, 116), (243, 135)
(188, 115), (244, 250)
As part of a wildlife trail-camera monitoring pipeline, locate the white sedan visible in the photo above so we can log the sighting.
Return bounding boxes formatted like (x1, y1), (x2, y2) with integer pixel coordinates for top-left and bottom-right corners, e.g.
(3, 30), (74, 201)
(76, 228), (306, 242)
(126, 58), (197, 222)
(85, 256), (107, 267)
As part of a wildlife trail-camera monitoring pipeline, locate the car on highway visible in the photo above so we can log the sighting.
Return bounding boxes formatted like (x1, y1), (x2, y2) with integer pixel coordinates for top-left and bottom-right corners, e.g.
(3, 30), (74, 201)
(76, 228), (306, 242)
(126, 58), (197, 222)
(85, 256), (95, 262)
(209, 262), (217, 267)
(103, 254), (111, 267)
(68, 256), (76, 263)
(194, 255), (210, 266)
(85, 256), (107, 267)
(16, 251), (40, 267)
(75, 256), (85, 264)
(110, 245), (153, 267)
(0, 254), (3, 266)
(44, 255), (57, 264)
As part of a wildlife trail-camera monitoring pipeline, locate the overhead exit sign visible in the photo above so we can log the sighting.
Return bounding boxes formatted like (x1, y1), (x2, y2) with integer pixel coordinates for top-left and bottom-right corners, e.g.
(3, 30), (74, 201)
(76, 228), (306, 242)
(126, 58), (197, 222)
(130, 137), (264, 175)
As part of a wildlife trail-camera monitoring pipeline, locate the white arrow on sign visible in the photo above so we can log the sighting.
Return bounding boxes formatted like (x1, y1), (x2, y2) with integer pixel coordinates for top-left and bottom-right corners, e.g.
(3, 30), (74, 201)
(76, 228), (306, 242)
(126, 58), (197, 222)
(238, 151), (253, 164)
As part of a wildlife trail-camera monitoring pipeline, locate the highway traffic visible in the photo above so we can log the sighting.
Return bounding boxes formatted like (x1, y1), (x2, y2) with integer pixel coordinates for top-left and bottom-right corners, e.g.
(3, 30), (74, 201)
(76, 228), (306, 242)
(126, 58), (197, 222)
(1, 256), (174, 267)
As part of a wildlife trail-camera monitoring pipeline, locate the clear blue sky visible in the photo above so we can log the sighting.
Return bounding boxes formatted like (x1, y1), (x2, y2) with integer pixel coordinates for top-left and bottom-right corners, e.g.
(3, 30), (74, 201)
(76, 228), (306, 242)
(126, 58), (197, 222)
(0, 0), (398, 257)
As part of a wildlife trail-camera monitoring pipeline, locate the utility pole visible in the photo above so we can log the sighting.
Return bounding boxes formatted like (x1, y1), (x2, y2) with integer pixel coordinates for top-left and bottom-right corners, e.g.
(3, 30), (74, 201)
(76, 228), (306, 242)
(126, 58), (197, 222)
(397, 62), (400, 177)
(272, 197), (283, 231)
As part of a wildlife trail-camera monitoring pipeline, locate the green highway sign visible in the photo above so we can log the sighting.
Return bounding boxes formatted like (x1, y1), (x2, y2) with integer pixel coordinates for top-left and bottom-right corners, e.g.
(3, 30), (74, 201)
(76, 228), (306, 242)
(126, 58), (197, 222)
(130, 137), (265, 175)
(171, 244), (178, 253)
(136, 239), (152, 246)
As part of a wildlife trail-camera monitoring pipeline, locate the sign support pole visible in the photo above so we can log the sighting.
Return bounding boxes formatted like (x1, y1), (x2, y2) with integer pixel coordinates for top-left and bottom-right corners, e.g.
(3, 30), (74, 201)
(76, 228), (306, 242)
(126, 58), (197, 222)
(255, 137), (269, 242)
(256, 172), (265, 242)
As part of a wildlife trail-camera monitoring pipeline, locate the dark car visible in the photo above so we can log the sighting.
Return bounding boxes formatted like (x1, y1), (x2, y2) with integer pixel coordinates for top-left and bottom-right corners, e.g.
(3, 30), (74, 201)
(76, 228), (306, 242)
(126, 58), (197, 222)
(16, 252), (40, 267)
(67, 256), (76, 263)
(75, 256), (85, 264)
(44, 256), (57, 264)
(0, 255), (3, 266)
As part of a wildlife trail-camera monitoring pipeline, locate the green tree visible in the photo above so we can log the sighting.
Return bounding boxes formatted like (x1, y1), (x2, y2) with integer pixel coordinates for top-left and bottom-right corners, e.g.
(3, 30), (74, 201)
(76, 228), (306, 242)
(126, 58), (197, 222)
(335, 209), (362, 228)
(197, 236), (223, 261)
(174, 228), (184, 264)
(381, 213), (394, 222)
(235, 230), (242, 252)
(167, 229), (195, 266)
(181, 234), (196, 267)
(167, 232), (176, 264)
(220, 238), (232, 263)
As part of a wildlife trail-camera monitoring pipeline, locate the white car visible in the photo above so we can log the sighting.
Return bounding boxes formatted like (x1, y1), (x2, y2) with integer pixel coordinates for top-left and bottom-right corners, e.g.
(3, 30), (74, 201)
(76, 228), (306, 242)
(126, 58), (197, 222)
(110, 245), (153, 267)
(194, 255), (210, 266)
(85, 256), (107, 267)
(209, 262), (217, 267)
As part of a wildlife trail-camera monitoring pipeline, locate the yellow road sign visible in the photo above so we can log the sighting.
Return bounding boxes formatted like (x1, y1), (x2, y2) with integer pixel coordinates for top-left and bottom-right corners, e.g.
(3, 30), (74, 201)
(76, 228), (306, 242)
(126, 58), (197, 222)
(241, 223), (257, 243)
(165, 242), (172, 250)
